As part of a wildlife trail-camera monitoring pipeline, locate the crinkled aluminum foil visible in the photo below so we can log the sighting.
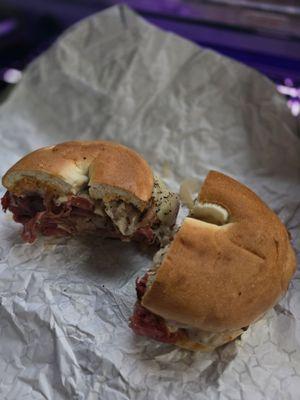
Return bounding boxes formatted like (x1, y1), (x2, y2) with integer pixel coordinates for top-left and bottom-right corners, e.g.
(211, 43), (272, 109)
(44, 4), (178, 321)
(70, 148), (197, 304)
(0, 5), (299, 400)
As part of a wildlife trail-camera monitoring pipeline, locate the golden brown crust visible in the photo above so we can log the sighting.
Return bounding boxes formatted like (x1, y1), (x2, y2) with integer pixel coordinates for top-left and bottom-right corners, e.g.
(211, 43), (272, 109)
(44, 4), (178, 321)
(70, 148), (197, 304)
(142, 171), (296, 332)
(2, 141), (154, 204)
(88, 141), (153, 204)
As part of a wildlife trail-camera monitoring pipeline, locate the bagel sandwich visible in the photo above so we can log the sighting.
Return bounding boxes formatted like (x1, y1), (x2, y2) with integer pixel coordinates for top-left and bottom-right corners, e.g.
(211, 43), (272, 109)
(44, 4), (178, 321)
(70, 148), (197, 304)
(130, 171), (296, 351)
(1, 141), (179, 244)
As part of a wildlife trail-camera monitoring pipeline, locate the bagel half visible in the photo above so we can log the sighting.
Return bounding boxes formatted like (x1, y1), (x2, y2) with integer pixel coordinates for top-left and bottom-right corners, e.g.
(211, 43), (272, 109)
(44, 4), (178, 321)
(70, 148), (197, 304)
(130, 171), (296, 351)
(1, 141), (179, 243)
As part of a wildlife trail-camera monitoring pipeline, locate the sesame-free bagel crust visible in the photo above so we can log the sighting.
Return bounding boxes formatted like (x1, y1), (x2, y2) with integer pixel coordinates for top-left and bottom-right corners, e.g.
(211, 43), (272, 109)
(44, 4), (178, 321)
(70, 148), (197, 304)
(142, 171), (296, 332)
(2, 141), (154, 210)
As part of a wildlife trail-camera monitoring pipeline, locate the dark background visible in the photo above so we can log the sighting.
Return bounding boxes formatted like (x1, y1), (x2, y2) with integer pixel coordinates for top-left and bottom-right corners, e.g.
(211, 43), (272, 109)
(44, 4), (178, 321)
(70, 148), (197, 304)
(0, 0), (299, 114)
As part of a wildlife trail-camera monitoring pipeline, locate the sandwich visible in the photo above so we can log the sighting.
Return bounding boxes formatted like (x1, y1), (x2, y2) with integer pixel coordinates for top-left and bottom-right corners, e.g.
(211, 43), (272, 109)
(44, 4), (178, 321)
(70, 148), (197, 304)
(1, 141), (179, 244)
(130, 171), (296, 351)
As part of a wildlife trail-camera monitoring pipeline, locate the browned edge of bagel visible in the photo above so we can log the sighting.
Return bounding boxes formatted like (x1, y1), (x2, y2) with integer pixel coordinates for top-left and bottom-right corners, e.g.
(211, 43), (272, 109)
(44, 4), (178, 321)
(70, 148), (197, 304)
(140, 171), (296, 348)
(2, 140), (154, 211)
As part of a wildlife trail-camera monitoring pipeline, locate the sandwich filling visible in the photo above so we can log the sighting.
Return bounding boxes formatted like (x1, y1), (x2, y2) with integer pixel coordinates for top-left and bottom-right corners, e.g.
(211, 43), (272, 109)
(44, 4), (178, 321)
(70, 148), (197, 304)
(130, 247), (184, 344)
(1, 177), (179, 244)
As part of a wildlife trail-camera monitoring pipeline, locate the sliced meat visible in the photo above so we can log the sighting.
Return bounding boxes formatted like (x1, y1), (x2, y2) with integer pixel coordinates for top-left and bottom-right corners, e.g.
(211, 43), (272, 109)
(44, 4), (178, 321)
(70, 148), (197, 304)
(130, 302), (184, 344)
(45, 194), (94, 217)
(1, 191), (129, 242)
(40, 220), (73, 238)
(70, 207), (94, 217)
(5, 193), (45, 227)
(2, 191), (45, 221)
(138, 203), (157, 228)
(1, 191), (158, 244)
(22, 211), (45, 243)
(130, 272), (186, 344)
(1, 191), (11, 211)
(136, 274), (148, 300)
(135, 226), (155, 243)
(69, 196), (94, 211)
